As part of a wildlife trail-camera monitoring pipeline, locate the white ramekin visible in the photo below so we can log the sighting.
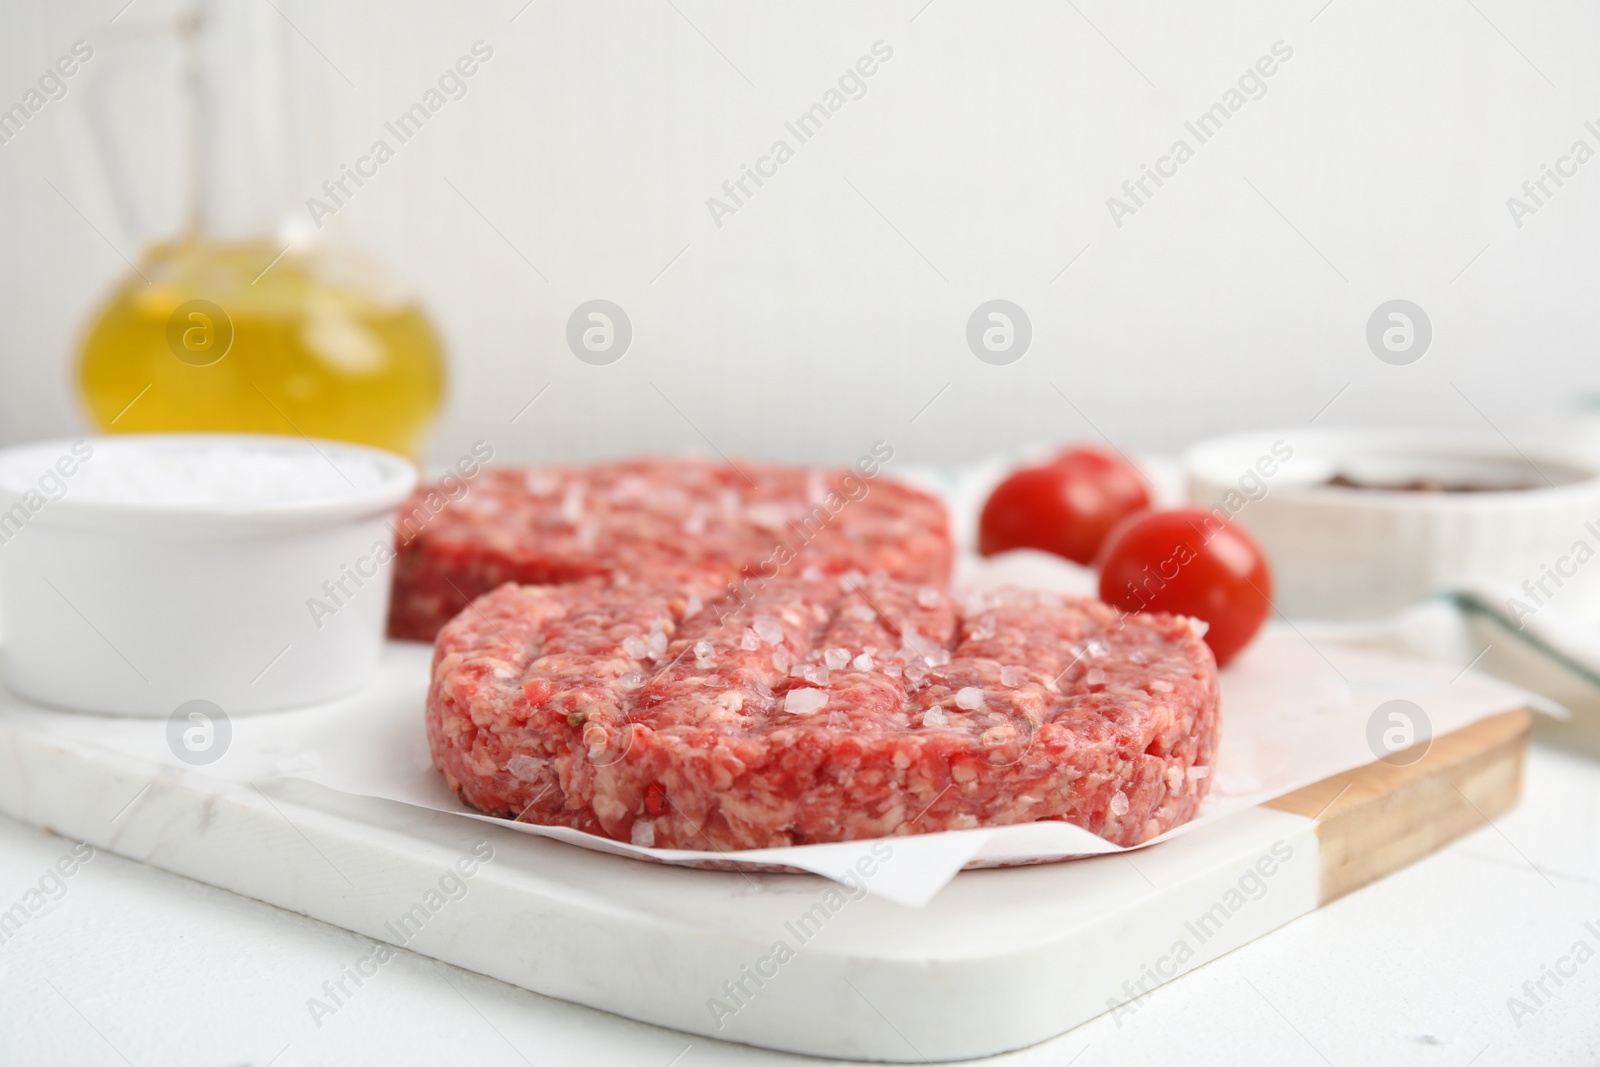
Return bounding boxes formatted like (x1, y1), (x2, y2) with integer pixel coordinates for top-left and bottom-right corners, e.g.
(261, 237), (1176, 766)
(1184, 428), (1600, 620)
(0, 434), (416, 716)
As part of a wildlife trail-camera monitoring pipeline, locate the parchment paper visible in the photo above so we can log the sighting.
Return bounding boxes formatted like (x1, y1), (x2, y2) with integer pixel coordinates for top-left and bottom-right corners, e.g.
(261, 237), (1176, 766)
(0, 550), (1532, 907)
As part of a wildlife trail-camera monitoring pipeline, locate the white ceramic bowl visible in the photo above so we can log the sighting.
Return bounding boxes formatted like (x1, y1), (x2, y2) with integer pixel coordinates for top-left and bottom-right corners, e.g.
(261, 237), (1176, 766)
(1185, 428), (1600, 620)
(0, 434), (416, 716)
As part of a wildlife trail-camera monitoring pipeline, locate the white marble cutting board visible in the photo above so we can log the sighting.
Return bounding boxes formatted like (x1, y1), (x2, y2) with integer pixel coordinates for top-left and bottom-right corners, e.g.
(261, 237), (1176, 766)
(0, 691), (1326, 1061)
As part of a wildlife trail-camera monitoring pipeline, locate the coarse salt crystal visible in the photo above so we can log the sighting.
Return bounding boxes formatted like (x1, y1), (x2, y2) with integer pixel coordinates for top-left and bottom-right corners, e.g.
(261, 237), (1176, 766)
(1084, 667), (1107, 687)
(790, 664), (829, 686)
(1187, 765), (1210, 780)
(1000, 665), (1023, 688)
(824, 647), (850, 670)
(507, 754), (542, 781)
(650, 487), (689, 511)
(741, 629), (761, 651)
(772, 645), (794, 673)
(851, 653), (874, 671)
(744, 503), (789, 530)
(609, 475), (648, 501)
(752, 615), (784, 646)
(685, 594), (703, 617)
(923, 707), (948, 726)
(1110, 791), (1130, 816)
(955, 686), (983, 710)
(801, 565), (822, 581)
(618, 671), (646, 690)
(840, 570), (866, 591)
(784, 688), (828, 715)
(646, 632), (668, 659)
(916, 587), (942, 608)
(806, 470), (826, 504)
(693, 639), (714, 666)
(631, 821), (656, 847)
(846, 603), (875, 622)
(883, 664), (902, 678)
(622, 635), (649, 660)
(560, 482), (585, 524)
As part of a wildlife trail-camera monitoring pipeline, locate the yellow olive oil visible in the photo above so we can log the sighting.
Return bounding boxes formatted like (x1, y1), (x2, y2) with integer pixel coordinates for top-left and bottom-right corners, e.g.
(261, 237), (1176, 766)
(78, 238), (445, 459)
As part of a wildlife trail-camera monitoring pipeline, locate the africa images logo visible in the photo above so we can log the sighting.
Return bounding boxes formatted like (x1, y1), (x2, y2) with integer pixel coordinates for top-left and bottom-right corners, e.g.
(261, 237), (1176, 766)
(166, 699), (231, 766)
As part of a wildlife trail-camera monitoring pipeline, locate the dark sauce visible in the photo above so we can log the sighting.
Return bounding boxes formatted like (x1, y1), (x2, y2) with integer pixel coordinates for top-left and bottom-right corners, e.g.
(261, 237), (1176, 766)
(1325, 474), (1536, 493)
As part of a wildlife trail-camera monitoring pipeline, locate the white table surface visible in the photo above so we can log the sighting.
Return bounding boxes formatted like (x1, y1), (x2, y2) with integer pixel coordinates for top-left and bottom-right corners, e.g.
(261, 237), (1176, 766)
(3, 737), (1599, 1067)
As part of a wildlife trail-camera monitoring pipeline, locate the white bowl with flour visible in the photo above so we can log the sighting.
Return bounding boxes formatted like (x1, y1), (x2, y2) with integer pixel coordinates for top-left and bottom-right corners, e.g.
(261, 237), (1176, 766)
(0, 434), (415, 716)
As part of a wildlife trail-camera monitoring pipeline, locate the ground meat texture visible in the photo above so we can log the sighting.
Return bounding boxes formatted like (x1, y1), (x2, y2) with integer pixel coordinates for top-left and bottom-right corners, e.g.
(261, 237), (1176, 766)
(388, 458), (953, 641)
(426, 575), (1220, 851)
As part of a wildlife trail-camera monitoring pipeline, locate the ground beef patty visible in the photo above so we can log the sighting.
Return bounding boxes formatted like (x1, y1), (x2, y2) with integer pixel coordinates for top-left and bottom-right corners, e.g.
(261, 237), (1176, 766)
(426, 573), (1219, 851)
(389, 457), (952, 641)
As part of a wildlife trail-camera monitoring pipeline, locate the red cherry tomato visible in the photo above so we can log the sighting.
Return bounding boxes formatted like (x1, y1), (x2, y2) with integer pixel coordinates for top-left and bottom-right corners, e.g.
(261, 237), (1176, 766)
(1096, 508), (1272, 667)
(978, 448), (1151, 565)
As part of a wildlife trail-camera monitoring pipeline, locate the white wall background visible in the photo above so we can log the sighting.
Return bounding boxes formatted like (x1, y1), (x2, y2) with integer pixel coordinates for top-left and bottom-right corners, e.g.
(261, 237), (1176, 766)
(2, 0), (1598, 468)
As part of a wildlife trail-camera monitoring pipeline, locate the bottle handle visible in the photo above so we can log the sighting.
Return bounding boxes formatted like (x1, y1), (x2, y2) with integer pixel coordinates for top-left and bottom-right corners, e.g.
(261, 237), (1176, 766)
(75, 4), (204, 250)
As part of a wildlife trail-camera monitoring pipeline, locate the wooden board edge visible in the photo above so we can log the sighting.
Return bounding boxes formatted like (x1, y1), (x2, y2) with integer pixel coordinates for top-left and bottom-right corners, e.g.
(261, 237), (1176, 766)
(1264, 709), (1531, 904)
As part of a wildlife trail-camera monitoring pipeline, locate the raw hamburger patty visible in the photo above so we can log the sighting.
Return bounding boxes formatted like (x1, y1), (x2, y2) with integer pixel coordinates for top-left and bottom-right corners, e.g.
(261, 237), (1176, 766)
(389, 458), (952, 640)
(426, 573), (1219, 851)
